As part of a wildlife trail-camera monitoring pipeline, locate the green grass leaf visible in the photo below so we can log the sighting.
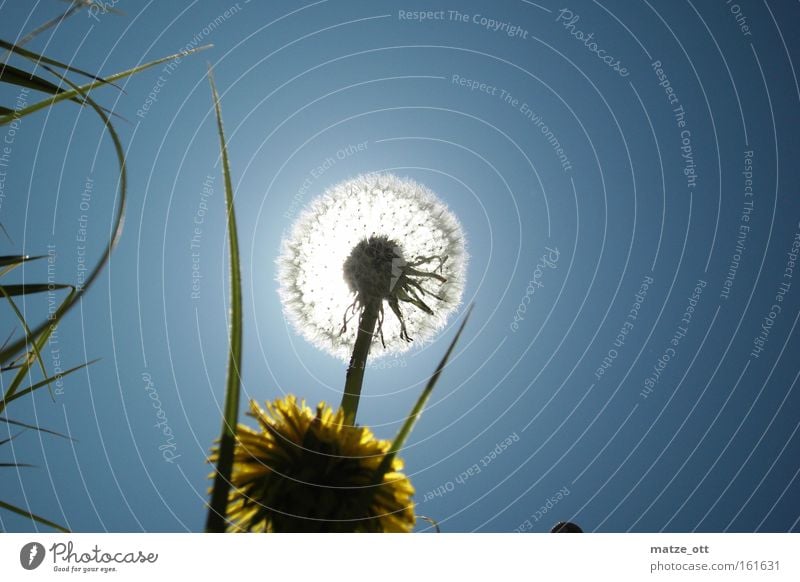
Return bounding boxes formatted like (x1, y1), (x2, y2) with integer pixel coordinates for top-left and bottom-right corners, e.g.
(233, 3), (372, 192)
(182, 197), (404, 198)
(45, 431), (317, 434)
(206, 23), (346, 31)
(374, 304), (474, 483)
(0, 44), (212, 126)
(0, 417), (74, 440)
(0, 255), (45, 278)
(0, 288), (57, 405)
(7, 2), (94, 50)
(0, 432), (21, 446)
(0, 39), (111, 84)
(0, 283), (72, 296)
(0, 70), (119, 406)
(0, 63), (82, 104)
(205, 67), (244, 533)
(2, 359), (98, 407)
(0, 95), (119, 366)
(0, 255), (45, 267)
(0, 499), (69, 532)
(0, 48), (209, 366)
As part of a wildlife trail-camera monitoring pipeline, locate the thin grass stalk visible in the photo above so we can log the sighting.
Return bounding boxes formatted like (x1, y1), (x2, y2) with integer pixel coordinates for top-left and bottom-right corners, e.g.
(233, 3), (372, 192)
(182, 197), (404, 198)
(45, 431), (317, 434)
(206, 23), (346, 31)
(5, 3), (89, 51)
(0, 499), (69, 532)
(374, 304), (474, 483)
(0, 47), (210, 364)
(2, 359), (98, 407)
(205, 69), (243, 533)
(0, 45), (211, 127)
(0, 288), (57, 407)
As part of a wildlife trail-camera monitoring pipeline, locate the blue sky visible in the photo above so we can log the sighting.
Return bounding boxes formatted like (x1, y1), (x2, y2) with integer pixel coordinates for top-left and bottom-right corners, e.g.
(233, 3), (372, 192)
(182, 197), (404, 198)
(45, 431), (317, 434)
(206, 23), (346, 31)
(1, 0), (799, 532)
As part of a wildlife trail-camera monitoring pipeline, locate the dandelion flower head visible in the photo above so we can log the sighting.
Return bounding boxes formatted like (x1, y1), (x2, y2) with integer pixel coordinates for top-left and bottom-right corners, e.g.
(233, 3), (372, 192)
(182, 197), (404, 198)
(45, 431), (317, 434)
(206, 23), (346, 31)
(211, 395), (415, 532)
(278, 173), (467, 359)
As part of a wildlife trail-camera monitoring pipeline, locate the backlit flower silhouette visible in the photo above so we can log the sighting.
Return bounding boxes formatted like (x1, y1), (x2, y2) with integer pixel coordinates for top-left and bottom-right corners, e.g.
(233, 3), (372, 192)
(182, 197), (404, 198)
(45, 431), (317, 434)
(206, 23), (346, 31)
(277, 173), (467, 360)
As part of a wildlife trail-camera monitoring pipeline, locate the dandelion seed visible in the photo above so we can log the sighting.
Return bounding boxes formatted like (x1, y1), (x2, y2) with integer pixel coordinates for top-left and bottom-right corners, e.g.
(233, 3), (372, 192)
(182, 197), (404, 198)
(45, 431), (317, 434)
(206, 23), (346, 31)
(277, 173), (467, 360)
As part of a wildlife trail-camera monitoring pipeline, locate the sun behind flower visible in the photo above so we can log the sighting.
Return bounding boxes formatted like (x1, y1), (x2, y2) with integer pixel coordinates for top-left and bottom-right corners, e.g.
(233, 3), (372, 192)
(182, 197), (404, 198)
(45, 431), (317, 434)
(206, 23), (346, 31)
(277, 173), (467, 359)
(210, 395), (415, 532)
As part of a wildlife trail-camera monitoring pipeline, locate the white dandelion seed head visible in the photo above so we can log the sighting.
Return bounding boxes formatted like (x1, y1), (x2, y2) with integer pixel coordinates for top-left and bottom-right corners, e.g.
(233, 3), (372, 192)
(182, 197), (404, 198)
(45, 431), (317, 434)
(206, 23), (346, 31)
(277, 173), (467, 360)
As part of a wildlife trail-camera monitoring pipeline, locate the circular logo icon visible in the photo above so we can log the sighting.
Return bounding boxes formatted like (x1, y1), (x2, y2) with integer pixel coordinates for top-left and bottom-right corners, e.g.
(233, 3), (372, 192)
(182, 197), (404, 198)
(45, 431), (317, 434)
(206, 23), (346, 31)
(19, 542), (46, 570)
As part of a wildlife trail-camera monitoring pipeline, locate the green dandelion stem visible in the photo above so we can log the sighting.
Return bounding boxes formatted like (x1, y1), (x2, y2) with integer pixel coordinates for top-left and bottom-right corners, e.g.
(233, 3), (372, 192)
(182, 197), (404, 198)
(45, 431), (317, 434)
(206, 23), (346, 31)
(341, 300), (380, 424)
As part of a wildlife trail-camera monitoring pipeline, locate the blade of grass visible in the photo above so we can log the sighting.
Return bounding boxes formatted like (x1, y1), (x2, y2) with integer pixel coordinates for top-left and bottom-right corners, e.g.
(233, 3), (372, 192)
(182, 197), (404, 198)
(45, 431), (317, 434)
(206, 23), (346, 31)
(8, 3), (89, 50)
(417, 515), (442, 532)
(0, 39), (112, 84)
(0, 71), (111, 404)
(374, 304), (474, 483)
(0, 255), (45, 267)
(0, 283), (72, 296)
(0, 63), (83, 103)
(0, 417), (74, 440)
(0, 499), (69, 532)
(0, 255), (45, 278)
(2, 359), (97, 407)
(0, 45), (212, 126)
(0, 432), (22, 446)
(0, 48), (210, 365)
(0, 86), (120, 366)
(62, 0), (125, 17)
(0, 223), (12, 244)
(205, 67), (243, 533)
(0, 364), (24, 372)
(0, 288), (58, 406)
(0, 286), (74, 379)
(0, 329), (14, 352)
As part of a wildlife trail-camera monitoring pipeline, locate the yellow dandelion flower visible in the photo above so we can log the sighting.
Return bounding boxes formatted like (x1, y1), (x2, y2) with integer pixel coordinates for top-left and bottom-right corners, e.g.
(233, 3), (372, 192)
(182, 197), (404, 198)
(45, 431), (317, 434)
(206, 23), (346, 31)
(210, 395), (415, 532)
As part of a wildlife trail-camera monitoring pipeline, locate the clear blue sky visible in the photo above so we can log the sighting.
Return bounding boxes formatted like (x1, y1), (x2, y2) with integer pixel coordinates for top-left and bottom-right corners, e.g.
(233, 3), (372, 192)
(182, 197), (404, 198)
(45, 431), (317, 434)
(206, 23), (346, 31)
(1, 0), (799, 532)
